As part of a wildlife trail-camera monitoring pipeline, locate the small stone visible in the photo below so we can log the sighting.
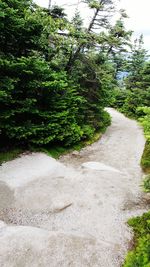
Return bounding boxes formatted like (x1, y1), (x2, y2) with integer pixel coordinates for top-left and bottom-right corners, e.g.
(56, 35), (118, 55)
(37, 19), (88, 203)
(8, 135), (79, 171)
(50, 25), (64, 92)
(72, 151), (79, 156)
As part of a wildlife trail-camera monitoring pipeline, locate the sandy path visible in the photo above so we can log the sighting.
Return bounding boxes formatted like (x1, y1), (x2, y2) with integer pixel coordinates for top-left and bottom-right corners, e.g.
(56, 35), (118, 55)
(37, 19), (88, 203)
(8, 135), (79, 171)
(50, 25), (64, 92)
(0, 108), (147, 267)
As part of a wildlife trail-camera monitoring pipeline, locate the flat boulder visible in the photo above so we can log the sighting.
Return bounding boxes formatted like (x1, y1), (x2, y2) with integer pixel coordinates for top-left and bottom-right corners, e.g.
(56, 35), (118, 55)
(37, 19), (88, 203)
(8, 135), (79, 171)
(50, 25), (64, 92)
(0, 223), (111, 267)
(0, 153), (66, 188)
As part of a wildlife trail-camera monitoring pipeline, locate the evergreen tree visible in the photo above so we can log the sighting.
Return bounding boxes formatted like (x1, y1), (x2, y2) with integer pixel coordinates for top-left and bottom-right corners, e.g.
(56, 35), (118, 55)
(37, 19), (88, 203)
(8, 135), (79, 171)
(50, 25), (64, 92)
(125, 35), (148, 90)
(0, 0), (132, 149)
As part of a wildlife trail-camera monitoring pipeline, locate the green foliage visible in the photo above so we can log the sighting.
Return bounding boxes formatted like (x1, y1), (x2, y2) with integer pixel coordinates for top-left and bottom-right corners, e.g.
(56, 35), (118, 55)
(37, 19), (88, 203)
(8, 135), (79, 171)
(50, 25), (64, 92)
(89, 1), (101, 9)
(112, 58), (150, 171)
(138, 107), (150, 140)
(71, 52), (114, 131)
(114, 37), (150, 267)
(111, 89), (129, 109)
(0, 55), (84, 146)
(39, 146), (72, 159)
(112, 36), (150, 116)
(143, 175), (150, 192)
(113, 94), (150, 172)
(112, 88), (150, 118)
(127, 212), (150, 238)
(0, 148), (23, 165)
(124, 236), (150, 267)
(125, 35), (148, 90)
(0, 0), (81, 148)
(50, 5), (67, 19)
(137, 107), (150, 172)
(123, 212), (150, 267)
(81, 125), (95, 140)
(106, 19), (132, 57)
(141, 141), (150, 173)
(0, 0), (131, 153)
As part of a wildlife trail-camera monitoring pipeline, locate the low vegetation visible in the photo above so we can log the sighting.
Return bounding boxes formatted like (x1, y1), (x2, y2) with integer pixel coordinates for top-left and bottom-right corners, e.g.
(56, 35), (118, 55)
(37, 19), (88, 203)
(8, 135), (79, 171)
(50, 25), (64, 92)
(123, 169), (150, 267)
(139, 107), (150, 173)
(123, 212), (150, 267)
(0, 148), (23, 165)
(141, 141), (150, 173)
(143, 175), (150, 193)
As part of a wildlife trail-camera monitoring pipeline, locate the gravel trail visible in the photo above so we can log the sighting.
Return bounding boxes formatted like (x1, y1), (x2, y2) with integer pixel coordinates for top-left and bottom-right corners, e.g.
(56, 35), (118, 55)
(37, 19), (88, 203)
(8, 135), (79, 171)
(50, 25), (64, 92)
(0, 108), (147, 267)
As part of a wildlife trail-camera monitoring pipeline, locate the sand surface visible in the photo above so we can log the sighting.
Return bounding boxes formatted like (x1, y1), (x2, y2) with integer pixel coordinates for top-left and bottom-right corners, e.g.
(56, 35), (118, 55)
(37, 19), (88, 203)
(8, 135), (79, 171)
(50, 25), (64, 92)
(0, 108), (147, 267)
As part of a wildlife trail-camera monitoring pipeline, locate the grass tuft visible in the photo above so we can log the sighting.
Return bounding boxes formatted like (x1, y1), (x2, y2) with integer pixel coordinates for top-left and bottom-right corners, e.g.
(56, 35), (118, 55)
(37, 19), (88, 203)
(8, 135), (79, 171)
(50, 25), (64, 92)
(0, 148), (23, 165)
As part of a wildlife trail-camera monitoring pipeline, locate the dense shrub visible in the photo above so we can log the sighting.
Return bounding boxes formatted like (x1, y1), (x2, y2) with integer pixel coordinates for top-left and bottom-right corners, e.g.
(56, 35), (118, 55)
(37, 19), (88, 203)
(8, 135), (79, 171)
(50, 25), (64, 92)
(123, 212), (150, 267)
(138, 107), (150, 140)
(138, 107), (150, 172)
(0, 56), (84, 146)
(111, 88), (129, 110)
(141, 141), (150, 173)
(0, 0), (112, 149)
(112, 88), (150, 118)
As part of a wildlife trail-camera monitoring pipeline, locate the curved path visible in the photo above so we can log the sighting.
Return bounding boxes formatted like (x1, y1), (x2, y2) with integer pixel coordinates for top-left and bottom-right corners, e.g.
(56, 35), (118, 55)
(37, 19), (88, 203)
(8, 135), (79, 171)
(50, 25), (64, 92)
(0, 108), (147, 267)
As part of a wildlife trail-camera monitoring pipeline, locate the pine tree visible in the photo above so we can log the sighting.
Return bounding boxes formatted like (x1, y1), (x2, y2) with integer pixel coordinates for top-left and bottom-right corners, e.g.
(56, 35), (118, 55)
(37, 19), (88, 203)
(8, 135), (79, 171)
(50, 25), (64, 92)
(125, 35), (148, 90)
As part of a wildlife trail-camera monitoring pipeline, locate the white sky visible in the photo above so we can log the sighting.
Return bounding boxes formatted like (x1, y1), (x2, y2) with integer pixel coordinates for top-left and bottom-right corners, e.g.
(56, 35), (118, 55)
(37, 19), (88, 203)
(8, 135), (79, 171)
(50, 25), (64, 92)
(35, 0), (150, 51)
